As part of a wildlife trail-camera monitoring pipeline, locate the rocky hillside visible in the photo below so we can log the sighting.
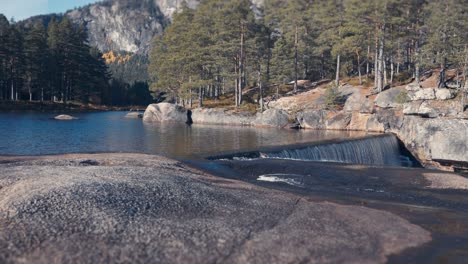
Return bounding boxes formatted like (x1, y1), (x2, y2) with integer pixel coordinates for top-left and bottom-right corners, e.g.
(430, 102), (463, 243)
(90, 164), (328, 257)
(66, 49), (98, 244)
(21, 0), (265, 54)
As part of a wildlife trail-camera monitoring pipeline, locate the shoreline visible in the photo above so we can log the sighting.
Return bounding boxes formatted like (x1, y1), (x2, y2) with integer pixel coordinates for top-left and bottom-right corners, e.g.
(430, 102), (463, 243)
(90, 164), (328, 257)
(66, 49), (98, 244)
(0, 100), (146, 113)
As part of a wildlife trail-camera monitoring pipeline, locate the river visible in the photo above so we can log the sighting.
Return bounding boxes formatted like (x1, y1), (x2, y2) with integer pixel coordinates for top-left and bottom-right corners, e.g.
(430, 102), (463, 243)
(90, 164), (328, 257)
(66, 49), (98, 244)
(0, 111), (370, 158)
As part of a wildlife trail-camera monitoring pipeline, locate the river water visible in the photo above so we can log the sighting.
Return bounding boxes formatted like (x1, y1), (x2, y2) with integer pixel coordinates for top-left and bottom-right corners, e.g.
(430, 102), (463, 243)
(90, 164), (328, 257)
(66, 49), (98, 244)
(0, 111), (370, 158)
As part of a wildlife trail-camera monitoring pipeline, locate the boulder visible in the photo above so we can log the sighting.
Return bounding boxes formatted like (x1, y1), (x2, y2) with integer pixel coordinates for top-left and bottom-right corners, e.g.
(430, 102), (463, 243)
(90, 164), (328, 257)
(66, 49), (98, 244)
(408, 88), (436, 101)
(403, 100), (461, 118)
(366, 116), (385, 132)
(349, 112), (370, 131)
(403, 102), (423, 116)
(325, 112), (352, 130)
(191, 108), (255, 126)
(405, 83), (421, 91)
(435, 88), (455, 100)
(391, 117), (468, 166)
(296, 110), (327, 129)
(125, 112), (143, 118)
(143, 103), (187, 123)
(375, 87), (406, 108)
(344, 92), (372, 112)
(54, 114), (78, 120)
(253, 109), (290, 128)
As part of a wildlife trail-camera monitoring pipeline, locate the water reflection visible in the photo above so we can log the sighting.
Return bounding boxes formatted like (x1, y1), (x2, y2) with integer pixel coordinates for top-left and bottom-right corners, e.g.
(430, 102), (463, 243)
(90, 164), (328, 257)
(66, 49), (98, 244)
(0, 111), (369, 158)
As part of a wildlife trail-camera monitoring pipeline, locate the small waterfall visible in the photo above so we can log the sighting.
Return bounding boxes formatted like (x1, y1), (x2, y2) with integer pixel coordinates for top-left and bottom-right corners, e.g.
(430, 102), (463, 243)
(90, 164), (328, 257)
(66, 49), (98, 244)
(259, 134), (406, 166)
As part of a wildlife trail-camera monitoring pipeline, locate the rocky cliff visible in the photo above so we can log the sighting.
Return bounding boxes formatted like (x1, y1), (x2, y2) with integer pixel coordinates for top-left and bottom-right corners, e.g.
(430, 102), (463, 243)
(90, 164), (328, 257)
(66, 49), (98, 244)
(22, 0), (265, 54)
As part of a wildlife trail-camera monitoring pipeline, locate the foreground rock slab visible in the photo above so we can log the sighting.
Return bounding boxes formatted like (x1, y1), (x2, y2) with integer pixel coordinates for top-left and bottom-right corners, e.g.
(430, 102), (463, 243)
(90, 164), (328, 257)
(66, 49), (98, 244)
(0, 154), (430, 264)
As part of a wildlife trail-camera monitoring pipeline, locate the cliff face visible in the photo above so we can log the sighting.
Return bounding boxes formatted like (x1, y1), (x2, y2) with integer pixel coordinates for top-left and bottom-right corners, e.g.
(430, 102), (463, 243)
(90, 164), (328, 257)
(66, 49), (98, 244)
(22, 0), (263, 54)
(66, 0), (200, 54)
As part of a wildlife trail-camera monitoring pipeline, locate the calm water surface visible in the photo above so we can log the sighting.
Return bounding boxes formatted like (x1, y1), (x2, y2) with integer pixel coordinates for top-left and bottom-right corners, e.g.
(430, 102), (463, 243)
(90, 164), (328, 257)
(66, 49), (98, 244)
(0, 111), (368, 158)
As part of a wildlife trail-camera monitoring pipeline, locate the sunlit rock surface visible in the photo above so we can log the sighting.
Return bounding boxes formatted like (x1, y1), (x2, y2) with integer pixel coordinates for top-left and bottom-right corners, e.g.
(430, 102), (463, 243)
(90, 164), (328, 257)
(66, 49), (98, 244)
(0, 154), (431, 263)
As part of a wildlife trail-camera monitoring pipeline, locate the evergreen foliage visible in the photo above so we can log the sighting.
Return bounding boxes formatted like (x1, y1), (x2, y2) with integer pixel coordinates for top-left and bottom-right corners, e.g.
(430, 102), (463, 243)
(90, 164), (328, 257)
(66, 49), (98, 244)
(149, 0), (467, 108)
(0, 15), (111, 104)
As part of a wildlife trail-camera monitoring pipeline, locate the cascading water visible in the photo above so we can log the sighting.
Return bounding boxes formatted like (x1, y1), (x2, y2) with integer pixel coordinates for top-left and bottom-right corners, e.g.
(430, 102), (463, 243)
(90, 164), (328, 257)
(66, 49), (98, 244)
(258, 134), (411, 167)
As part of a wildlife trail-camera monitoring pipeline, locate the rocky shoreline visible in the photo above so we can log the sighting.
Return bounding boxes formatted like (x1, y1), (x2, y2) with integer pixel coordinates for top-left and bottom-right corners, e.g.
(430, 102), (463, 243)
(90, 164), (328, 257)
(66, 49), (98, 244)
(143, 83), (467, 171)
(0, 153), (433, 263)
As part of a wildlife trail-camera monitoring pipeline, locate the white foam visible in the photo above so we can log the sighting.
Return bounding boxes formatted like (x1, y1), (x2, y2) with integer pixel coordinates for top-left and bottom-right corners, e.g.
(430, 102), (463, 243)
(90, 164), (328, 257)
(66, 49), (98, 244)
(257, 174), (304, 187)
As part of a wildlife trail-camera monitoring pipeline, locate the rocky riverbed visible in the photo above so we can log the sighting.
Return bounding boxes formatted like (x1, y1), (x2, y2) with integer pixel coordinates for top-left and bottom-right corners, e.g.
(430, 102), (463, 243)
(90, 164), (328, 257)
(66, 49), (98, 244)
(0, 153), (433, 264)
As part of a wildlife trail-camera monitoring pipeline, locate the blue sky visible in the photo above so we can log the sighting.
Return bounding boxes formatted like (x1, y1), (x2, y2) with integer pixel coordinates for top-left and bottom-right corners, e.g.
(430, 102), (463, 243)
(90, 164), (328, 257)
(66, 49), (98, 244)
(0, 0), (98, 21)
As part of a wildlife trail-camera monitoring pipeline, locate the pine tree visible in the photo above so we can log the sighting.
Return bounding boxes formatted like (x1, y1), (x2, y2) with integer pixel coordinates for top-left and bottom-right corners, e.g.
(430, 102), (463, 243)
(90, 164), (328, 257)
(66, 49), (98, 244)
(24, 21), (48, 101)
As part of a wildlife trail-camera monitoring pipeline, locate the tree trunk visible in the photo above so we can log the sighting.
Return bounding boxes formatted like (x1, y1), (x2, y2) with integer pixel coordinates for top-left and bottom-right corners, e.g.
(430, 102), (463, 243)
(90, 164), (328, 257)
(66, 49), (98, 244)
(321, 53), (325, 79)
(357, 49), (362, 85)
(10, 81), (14, 101)
(294, 25), (298, 93)
(238, 23), (245, 107)
(335, 54), (340, 86)
(438, 60), (446, 88)
(390, 56), (394, 84)
(374, 34), (379, 87)
(189, 88), (193, 108)
(258, 70), (264, 112)
(198, 86), (203, 108)
(377, 31), (385, 92)
(384, 58), (387, 85)
(366, 45), (370, 80)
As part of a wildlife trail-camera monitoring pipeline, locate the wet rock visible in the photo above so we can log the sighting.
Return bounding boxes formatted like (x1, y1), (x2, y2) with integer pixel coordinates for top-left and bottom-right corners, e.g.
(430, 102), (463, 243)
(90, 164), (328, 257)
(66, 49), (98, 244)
(143, 103), (187, 123)
(375, 87), (406, 108)
(54, 114), (78, 120)
(435, 88), (455, 100)
(253, 109), (290, 128)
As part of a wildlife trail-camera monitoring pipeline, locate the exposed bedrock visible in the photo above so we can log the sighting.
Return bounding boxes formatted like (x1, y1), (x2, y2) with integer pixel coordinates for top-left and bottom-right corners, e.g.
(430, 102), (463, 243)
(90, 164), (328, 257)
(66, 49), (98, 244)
(142, 102), (467, 169)
(0, 154), (431, 263)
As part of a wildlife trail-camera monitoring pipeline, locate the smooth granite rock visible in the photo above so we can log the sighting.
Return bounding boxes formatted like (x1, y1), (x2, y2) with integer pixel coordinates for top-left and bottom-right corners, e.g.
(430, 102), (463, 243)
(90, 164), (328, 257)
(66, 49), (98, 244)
(54, 114), (78, 120)
(253, 109), (291, 128)
(408, 88), (436, 101)
(375, 87), (406, 108)
(192, 108), (255, 126)
(0, 154), (431, 264)
(297, 110), (327, 129)
(143, 103), (187, 123)
(435, 88), (455, 100)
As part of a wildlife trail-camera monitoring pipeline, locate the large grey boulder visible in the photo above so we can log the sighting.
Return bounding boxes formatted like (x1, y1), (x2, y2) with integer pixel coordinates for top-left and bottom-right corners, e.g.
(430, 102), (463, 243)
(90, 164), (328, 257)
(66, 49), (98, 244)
(297, 110), (327, 129)
(341, 91), (374, 113)
(388, 116), (468, 166)
(435, 88), (455, 100)
(325, 112), (352, 130)
(375, 87), (406, 108)
(54, 114), (78, 120)
(408, 88), (436, 101)
(403, 101), (437, 117)
(405, 83), (421, 91)
(191, 108), (255, 126)
(253, 109), (290, 128)
(143, 103), (187, 123)
(403, 100), (461, 118)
